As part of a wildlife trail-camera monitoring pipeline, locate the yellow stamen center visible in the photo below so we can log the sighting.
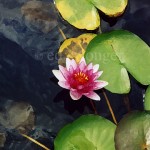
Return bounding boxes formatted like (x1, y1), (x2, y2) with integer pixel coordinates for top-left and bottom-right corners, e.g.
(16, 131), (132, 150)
(74, 72), (88, 84)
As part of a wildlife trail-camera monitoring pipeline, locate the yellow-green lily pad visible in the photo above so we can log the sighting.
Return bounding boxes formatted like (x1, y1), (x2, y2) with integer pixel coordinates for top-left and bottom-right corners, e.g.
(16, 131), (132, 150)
(90, 0), (128, 17)
(55, 115), (116, 150)
(58, 33), (96, 66)
(55, 0), (100, 30)
(55, 0), (128, 30)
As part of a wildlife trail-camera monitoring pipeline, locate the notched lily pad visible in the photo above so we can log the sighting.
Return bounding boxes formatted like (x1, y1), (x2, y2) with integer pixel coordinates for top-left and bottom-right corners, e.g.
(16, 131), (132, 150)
(115, 111), (150, 150)
(90, 0), (128, 17)
(58, 33), (96, 66)
(55, 0), (127, 30)
(55, 114), (116, 150)
(85, 30), (150, 94)
(55, 0), (100, 30)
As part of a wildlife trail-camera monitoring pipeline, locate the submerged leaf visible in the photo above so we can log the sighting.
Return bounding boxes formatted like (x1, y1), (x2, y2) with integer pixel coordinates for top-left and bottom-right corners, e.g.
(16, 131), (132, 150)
(55, 115), (116, 150)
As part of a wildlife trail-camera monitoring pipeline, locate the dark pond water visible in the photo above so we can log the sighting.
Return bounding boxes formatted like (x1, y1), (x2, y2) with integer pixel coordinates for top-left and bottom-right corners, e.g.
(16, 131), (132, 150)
(0, 0), (150, 149)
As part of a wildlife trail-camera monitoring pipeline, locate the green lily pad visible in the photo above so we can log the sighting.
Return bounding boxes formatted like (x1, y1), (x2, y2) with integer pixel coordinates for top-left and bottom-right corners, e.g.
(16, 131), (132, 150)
(54, 114), (116, 150)
(85, 30), (150, 94)
(55, 0), (127, 30)
(144, 86), (150, 111)
(115, 111), (150, 150)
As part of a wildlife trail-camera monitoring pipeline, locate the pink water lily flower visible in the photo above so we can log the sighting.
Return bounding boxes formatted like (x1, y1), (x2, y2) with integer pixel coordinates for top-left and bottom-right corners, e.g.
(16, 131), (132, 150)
(52, 57), (108, 100)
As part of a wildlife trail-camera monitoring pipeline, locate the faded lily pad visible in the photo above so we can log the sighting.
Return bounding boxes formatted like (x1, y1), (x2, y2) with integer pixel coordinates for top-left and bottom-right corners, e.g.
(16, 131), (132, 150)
(115, 111), (150, 150)
(58, 33), (96, 66)
(85, 30), (150, 94)
(55, 114), (116, 150)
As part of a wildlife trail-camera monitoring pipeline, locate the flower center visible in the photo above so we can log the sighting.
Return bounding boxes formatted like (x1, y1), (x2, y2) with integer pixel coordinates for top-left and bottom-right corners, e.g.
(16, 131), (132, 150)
(74, 72), (89, 84)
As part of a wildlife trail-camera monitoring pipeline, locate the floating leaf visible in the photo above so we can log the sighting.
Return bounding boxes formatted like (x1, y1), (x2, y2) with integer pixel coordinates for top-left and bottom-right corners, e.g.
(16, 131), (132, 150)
(90, 0), (128, 17)
(85, 30), (150, 94)
(55, 0), (100, 30)
(115, 111), (150, 150)
(55, 114), (116, 150)
(58, 33), (96, 66)
(55, 0), (127, 30)
(144, 85), (150, 111)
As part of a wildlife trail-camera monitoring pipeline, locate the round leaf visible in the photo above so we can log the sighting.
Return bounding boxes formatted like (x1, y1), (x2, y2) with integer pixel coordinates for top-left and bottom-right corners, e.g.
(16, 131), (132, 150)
(90, 0), (128, 17)
(55, 114), (116, 150)
(58, 33), (96, 66)
(85, 30), (130, 93)
(85, 30), (150, 94)
(115, 111), (150, 150)
(55, 0), (100, 30)
(144, 86), (150, 111)
(55, 0), (128, 29)
(110, 30), (150, 85)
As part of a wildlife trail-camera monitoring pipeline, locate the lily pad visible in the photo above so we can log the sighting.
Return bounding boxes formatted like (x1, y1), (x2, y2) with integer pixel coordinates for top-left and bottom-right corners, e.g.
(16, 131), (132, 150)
(144, 86), (150, 111)
(85, 30), (150, 94)
(55, 0), (127, 30)
(90, 0), (128, 17)
(54, 114), (116, 150)
(115, 111), (150, 150)
(55, 0), (100, 30)
(58, 33), (96, 66)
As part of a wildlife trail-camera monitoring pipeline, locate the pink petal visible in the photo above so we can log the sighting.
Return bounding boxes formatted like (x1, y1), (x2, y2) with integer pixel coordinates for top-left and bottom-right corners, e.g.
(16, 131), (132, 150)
(69, 65), (74, 74)
(93, 81), (108, 90)
(79, 61), (86, 71)
(79, 57), (86, 65)
(71, 59), (77, 69)
(84, 92), (100, 101)
(93, 64), (99, 73)
(59, 65), (69, 79)
(66, 58), (72, 71)
(93, 71), (103, 80)
(87, 69), (93, 76)
(70, 90), (82, 100)
(58, 81), (70, 89)
(52, 70), (66, 81)
(87, 63), (93, 70)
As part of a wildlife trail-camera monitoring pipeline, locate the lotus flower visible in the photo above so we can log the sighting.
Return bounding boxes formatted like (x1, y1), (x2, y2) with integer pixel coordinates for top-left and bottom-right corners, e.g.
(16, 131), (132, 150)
(52, 57), (108, 100)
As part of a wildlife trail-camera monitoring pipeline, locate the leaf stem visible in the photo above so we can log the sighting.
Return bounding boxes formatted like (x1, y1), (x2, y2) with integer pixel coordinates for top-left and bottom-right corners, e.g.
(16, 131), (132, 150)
(102, 89), (117, 125)
(90, 99), (98, 115)
(21, 134), (50, 150)
(58, 27), (67, 40)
